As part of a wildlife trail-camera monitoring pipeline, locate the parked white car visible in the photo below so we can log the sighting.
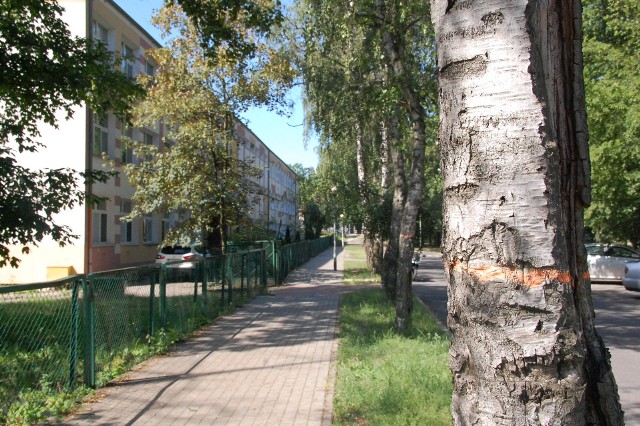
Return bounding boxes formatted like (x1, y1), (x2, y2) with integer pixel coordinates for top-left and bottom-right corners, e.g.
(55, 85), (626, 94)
(586, 243), (640, 282)
(155, 245), (210, 269)
(623, 262), (640, 292)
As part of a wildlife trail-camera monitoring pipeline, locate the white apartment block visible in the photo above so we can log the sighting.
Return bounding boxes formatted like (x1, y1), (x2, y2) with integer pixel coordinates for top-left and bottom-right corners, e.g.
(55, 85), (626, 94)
(0, 0), (298, 284)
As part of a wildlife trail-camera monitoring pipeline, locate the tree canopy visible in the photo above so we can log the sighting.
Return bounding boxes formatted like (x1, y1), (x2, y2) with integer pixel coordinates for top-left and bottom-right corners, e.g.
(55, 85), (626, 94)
(293, 0), (440, 237)
(169, 0), (284, 62)
(123, 2), (295, 249)
(0, 0), (143, 267)
(583, 0), (640, 245)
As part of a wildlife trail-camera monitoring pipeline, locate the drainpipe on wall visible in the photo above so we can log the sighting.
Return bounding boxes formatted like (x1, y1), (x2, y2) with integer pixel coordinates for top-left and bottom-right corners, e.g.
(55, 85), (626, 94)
(267, 150), (271, 234)
(84, 0), (94, 275)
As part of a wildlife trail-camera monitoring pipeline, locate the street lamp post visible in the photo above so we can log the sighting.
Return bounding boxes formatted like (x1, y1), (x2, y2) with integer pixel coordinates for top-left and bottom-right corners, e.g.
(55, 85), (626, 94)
(340, 213), (345, 247)
(331, 186), (337, 271)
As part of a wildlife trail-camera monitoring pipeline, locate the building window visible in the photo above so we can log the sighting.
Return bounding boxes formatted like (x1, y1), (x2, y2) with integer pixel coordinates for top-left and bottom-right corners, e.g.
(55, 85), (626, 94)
(121, 127), (134, 164)
(142, 131), (156, 162)
(143, 215), (157, 243)
(120, 200), (136, 243)
(93, 21), (109, 47)
(145, 61), (155, 76)
(92, 199), (108, 244)
(93, 113), (109, 157)
(144, 132), (155, 146)
(94, 130), (108, 157)
(121, 43), (135, 78)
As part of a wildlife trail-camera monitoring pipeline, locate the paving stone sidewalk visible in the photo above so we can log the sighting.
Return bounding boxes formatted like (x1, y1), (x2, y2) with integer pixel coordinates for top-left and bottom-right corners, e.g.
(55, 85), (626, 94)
(65, 244), (349, 426)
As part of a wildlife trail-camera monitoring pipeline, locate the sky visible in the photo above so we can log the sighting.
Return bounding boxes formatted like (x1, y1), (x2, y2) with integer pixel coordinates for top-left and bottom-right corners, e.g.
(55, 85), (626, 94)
(112, 0), (319, 170)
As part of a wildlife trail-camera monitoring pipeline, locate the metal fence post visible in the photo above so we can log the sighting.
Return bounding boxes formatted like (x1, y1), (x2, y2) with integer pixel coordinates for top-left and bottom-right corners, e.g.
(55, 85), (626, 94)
(68, 278), (80, 388)
(261, 248), (267, 289)
(149, 270), (156, 337)
(201, 260), (208, 316)
(221, 255), (227, 306)
(241, 253), (246, 296)
(254, 252), (259, 292)
(82, 276), (96, 388)
(272, 240), (278, 286)
(193, 263), (199, 303)
(281, 248), (287, 281)
(159, 264), (167, 329)
(227, 255), (233, 305)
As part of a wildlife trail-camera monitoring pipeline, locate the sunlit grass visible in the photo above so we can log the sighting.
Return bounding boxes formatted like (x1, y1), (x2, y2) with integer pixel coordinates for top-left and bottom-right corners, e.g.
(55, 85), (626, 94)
(343, 244), (381, 284)
(333, 289), (452, 425)
(335, 240), (451, 424)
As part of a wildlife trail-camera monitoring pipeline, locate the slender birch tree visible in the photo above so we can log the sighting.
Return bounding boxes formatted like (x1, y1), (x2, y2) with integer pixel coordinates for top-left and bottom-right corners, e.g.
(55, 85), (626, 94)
(431, 0), (623, 422)
(370, 0), (437, 331)
(295, 0), (394, 271)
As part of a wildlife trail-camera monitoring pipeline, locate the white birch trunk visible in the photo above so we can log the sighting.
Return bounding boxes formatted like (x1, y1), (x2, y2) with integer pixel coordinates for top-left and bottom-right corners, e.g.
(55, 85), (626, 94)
(380, 119), (391, 191)
(382, 114), (405, 300)
(431, 0), (623, 423)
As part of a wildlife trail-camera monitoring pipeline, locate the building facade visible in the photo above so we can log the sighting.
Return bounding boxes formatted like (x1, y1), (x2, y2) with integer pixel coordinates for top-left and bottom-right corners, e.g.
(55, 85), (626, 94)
(0, 0), (298, 284)
(236, 124), (299, 239)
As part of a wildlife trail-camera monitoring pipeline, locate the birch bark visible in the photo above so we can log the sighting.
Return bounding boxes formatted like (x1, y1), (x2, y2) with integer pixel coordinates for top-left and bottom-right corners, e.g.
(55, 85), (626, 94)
(381, 114), (405, 300)
(356, 121), (382, 272)
(431, 0), (623, 423)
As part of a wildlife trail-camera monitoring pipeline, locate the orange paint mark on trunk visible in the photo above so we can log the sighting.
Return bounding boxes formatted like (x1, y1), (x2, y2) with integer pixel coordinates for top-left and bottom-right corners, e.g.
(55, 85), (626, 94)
(448, 260), (575, 288)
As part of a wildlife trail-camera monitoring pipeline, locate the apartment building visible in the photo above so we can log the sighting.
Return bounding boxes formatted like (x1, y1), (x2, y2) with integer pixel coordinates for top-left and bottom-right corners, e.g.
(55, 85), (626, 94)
(0, 0), (298, 284)
(236, 124), (299, 239)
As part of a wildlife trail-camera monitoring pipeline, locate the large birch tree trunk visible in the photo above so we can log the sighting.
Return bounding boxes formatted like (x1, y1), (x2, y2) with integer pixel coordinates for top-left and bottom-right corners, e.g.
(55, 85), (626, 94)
(431, 0), (623, 423)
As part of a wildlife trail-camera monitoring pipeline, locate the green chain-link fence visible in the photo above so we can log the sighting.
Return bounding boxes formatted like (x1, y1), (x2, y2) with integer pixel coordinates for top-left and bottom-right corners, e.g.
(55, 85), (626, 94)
(271, 236), (333, 284)
(0, 275), (84, 422)
(0, 238), (332, 422)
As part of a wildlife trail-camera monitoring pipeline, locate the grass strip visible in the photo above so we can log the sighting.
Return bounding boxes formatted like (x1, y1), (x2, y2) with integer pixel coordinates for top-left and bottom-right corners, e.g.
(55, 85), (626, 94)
(335, 238), (451, 424)
(333, 289), (452, 425)
(343, 245), (381, 284)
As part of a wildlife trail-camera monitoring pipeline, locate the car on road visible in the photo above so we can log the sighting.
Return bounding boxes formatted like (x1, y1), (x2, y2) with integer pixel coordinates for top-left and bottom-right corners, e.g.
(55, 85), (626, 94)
(623, 262), (640, 292)
(155, 245), (210, 269)
(586, 243), (640, 282)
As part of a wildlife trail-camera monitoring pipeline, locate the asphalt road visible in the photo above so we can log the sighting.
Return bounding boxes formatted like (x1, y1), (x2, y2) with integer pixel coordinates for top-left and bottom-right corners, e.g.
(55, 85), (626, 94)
(591, 282), (640, 423)
(412, 252), (640, 424)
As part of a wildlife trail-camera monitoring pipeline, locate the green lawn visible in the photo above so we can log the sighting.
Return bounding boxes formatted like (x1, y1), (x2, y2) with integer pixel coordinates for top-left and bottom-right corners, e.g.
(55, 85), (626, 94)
(334, 244), (452, 425)
(343, 244), (381, 284)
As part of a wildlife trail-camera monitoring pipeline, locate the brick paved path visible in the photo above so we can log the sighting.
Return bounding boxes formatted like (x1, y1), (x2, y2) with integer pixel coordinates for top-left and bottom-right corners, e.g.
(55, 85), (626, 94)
(66, 245), (348, 425)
